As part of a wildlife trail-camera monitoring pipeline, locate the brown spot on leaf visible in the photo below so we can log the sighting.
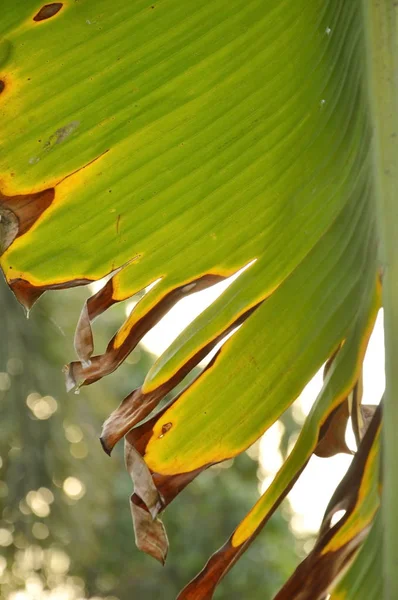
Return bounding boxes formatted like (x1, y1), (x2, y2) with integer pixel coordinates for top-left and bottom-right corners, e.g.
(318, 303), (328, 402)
(33, 3), (63, 21)
(159, 422), (172, 437)
(0, 80), (5, 94)
(125, 407), (209, 510)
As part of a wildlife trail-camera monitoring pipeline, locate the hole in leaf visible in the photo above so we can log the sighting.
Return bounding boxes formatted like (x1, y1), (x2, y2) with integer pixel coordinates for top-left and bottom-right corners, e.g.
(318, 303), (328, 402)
(330, 509), (346, 528)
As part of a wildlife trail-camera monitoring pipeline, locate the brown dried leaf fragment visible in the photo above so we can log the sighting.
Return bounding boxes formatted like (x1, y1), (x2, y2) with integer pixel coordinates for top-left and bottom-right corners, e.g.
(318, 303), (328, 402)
(101, 387), (166, 454)
(275, 536), (365, 600)
(0, 208), (18, 254)
(315, 399), (353, 458)
(315, 350), (358, 457)
(319, 404), (380, 539)
(33, 3), (63, 22)
(100, 303), (264, 565)
(0, 187), (54, 254)
(125, 438), (164, 518)
(138, 423), (208, 510)
(124, 438), (168, 563)
(10, 277), (91, 312)
(69, 274), (224, 389)
(130, 498), (168, 565)
(117, 357), (227, 556)
(74, 279), (116, 366)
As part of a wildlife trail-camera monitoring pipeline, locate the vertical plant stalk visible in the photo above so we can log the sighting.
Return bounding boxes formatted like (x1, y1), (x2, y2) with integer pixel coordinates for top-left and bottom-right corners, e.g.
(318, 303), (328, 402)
(363, 1), (398, 598)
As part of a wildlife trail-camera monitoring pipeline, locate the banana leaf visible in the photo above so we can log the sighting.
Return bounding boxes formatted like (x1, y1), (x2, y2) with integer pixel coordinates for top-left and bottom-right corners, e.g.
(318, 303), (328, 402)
(0, 1), (389, 597)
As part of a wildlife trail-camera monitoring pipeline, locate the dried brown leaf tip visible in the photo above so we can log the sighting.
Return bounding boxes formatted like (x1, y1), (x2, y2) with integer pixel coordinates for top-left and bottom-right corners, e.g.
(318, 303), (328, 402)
(315, 400), (353, 458)
(316, 352), (358, 457)
(9, 277), (92, 312)
(130, 498), (168, 565)
(123, 428), (204, 566)
(125, 439), (168, 564)
(33, 3), (63, 22)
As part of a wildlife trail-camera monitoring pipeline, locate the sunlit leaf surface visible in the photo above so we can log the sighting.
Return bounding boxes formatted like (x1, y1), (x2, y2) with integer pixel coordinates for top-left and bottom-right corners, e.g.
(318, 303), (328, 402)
(0, 1), (381, 596)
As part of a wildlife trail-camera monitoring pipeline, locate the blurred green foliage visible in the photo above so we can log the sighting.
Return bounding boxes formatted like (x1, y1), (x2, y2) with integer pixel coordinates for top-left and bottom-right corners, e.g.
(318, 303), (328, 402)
(0, 278), (302, 599)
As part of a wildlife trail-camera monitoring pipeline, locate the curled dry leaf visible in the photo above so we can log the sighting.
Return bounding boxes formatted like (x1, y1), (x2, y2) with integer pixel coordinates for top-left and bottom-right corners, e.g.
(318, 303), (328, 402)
(315, 399), (353, 458)
(125, 438), (164, 518)
(124, 438), (168, 564)
(130, 498), (168, 566)
(67, 274), (225, 389)
(275, 406), (381, 600)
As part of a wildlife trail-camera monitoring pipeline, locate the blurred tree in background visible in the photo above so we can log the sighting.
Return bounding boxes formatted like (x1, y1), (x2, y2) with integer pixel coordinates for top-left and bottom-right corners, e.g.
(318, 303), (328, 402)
(0, 278), (302, 600)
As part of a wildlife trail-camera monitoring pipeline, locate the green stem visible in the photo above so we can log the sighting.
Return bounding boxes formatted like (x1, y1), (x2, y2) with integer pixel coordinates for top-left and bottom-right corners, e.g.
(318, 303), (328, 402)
(363, 2), (398, 598)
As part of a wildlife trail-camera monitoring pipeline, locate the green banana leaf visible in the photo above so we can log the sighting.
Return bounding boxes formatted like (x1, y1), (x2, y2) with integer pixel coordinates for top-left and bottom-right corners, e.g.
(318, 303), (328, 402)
(0, 1), (386, 598)
(330, 510), (383, 600)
